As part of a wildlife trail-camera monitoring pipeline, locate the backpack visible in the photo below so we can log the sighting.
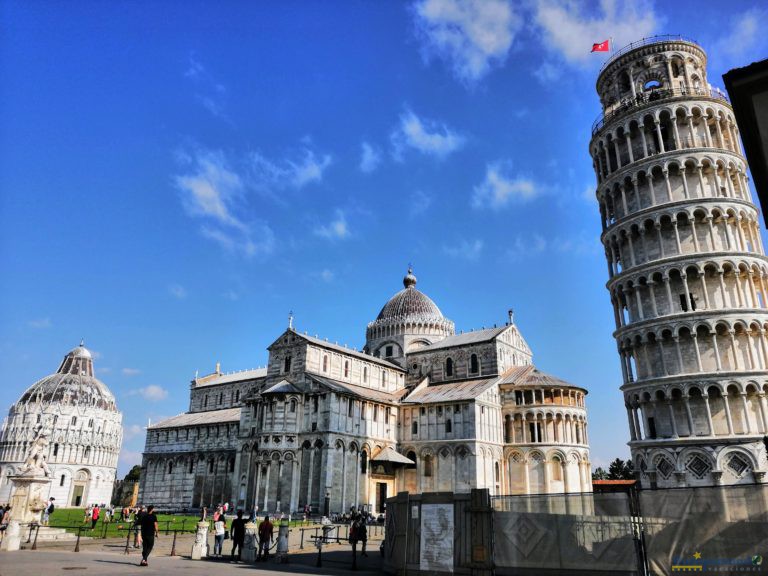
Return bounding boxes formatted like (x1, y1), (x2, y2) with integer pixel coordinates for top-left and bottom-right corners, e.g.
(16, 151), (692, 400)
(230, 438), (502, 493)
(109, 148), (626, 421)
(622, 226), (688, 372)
(48, 503), (55, 514)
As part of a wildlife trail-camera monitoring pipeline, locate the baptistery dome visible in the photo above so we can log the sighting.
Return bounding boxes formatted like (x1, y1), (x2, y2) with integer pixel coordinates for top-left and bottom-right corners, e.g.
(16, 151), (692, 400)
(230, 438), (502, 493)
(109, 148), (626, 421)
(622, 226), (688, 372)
(365, 268), (454, 366)
(0, 342), (123, 508)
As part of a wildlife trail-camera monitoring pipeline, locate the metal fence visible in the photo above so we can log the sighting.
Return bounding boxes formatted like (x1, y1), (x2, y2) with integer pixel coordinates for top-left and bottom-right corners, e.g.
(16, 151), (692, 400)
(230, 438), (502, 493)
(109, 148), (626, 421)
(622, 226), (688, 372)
(384, 484), (768, 576)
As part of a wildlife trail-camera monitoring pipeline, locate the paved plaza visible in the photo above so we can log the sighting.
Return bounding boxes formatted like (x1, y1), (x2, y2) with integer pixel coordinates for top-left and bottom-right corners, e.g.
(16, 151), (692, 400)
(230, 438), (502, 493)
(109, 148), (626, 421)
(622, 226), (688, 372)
(0, 535), (382, 576)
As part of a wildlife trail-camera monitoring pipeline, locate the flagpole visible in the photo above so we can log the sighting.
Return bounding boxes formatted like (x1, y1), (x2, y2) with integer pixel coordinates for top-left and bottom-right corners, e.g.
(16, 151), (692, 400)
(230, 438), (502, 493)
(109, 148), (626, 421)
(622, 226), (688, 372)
(610, 36), (614, 54)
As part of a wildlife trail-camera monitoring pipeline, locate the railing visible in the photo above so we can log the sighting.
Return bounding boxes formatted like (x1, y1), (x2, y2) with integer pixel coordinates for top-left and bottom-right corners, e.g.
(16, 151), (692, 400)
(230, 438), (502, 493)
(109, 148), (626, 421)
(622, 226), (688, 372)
(598, 35), (699, 76)
(592, 86), (729, 135)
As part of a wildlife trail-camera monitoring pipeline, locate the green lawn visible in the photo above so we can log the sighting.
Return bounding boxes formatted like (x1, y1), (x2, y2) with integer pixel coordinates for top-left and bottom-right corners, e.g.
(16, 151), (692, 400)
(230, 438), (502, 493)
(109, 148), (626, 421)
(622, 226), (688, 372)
(47, 508), (316, 538)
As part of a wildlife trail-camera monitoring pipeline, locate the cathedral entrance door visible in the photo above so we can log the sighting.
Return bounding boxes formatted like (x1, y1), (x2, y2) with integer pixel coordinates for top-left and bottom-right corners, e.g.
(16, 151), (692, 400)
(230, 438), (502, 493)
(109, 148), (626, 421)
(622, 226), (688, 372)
(376, 482), (387, 513)
(71, 484), (84, 507)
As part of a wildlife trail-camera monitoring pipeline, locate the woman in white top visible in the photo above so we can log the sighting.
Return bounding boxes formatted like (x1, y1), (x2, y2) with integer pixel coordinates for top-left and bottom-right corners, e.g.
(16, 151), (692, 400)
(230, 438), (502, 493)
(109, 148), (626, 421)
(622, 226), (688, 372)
(213, 514), (227, 556)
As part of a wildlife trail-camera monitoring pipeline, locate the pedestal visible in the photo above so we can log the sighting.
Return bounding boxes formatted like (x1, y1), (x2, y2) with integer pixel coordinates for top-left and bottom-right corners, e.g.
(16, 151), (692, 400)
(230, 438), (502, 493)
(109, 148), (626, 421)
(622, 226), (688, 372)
(191, 521), (209, 560)
(242, 521), (258, 563)
(8, 474), (51, 524)
(275, 524), (290, 563)
(0, 521), (21, 551)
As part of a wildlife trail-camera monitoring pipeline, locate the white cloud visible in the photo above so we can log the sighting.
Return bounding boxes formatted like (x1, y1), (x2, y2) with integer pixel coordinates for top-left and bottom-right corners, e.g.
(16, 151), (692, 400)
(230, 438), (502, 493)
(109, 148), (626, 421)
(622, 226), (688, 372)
(314, 210), (350, 240)
(222, 289), (239, 301)
(533, 61), (563, 84)
(168, 284), (187, 299)
(184, 54), (229, 120)
(27, 318), (51, 329)
(119, 449), (144, 470)
(122, 368), (141, 376)
(412, 0), (522, 84)
(714, 8), (768, 62)
(90, 350), (102, 360)
(506, 231), (598, 261)
(391, 109), (464, 159)
(129, 385), (169, 402)
(533, 0), (657, 66)
(248, 148), (332, 194)
(472, 161), (539, 209)
(582, 185), (596, 203)
(175, 148), (274, 257)
(359, 142), (381, 173)
(97, 367), (112, 374)
(320, 269), (334, 283)
(444, 239), (484, 261)
(123, 424), (144, 441)
(409, 190), (433, 218)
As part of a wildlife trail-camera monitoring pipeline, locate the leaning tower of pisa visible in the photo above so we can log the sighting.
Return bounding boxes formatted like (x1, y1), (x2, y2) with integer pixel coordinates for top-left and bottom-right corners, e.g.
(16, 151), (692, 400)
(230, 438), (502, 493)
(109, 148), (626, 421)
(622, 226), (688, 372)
(589, 36), (768, 488)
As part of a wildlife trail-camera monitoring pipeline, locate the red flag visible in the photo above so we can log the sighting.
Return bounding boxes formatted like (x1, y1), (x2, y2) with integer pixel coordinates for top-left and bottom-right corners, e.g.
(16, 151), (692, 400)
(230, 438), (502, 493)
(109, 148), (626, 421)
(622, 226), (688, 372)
(591, 39), (610, 52)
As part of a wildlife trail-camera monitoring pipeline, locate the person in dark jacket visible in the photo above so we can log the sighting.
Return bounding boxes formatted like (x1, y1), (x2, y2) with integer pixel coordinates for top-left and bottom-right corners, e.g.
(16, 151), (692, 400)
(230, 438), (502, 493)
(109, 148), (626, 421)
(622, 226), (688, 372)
(230, 510), (246, 560)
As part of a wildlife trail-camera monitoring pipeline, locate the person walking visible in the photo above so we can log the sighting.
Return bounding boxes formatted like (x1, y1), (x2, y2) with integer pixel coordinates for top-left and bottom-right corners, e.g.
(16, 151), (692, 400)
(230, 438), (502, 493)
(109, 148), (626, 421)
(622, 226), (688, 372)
(91, 504), (100, 530)
(84, 505), (92, 525)
(213, 513), (226, 557)
(358, 517), (368, 557)
(230, 510), (246, 561)
(139, 505), (158, 567)
(133, 506), (146, 548)
(257, 515), (273, 561)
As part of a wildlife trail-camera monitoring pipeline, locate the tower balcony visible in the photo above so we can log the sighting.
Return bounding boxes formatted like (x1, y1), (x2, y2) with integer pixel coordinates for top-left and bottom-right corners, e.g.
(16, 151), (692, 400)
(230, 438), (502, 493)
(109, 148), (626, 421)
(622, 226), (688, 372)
(592, 86), (730, 137)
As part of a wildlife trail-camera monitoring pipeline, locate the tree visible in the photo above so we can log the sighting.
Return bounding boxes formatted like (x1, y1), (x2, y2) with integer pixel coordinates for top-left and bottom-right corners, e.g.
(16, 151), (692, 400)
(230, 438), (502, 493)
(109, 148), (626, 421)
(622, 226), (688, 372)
(592, 467), (608, 480)
(607, 458), (635, 480)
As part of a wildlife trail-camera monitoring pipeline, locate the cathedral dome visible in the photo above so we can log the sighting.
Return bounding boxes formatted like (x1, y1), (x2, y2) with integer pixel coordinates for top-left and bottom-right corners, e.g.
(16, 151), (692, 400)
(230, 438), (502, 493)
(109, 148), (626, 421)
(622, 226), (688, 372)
(375, 268), (445, 323)
(16, 342), (117, 411)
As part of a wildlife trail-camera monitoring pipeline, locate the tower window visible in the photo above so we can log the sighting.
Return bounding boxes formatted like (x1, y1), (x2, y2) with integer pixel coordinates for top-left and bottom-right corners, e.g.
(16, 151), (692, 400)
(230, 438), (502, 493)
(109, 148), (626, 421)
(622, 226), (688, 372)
(168, 462), (173, 475)
(284, 356), (292, 373)
(382, 371), (387, 387)
(348, 399), (354, 417)
(412, 421), (418, 435)
(445, 358), (454, 377)
(60, 474), (65, 487)
(386, 345), (393, 357)
(209, 460), (214, 473)
(344, 360), (350, 378)
(290, 399), (297, 413)
(71, 416), (77, 426)
(235, 390), (240, 402)
(424, 455), (433, 477)
(470, 354), (479, 374)
(679, 293), (696, 312)
(204, 395), (208, 408)
(189, 459), (194, 474)
(313, 396), (319, 413)
(445, 419), (452, 433)
(322, 355), (329, 372)
(53, 443), (59, 457)
(363, 366), (368, 383)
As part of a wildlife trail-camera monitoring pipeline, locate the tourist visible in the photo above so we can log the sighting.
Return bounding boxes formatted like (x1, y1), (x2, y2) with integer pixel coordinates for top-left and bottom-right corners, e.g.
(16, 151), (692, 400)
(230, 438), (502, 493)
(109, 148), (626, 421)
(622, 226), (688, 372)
(139, 505), (158, 567)
(84, 504), (92, 524)
(213, 512), (226, 556)
(91, 504), (100, 529)
(1, 505), (11, 531)
(133, 506), (146, 548)
(357, 517), (368, 556)
(257, 515), (273, 561)
(223, 501), (229, 513)
(230, 510), (246, 561)
(42, 497), (55, 526)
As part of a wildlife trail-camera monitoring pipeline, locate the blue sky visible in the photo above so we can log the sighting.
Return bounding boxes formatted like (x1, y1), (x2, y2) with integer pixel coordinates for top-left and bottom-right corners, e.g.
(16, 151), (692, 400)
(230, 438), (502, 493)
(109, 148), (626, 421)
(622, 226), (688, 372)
(2, 0), (767, 477)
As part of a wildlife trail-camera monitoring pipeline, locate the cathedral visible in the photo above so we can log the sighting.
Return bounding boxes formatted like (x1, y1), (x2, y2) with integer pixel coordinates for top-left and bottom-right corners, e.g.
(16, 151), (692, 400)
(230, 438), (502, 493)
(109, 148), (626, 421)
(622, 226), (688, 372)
(138, 269), (591, 514)
(0, 343), (123, 506)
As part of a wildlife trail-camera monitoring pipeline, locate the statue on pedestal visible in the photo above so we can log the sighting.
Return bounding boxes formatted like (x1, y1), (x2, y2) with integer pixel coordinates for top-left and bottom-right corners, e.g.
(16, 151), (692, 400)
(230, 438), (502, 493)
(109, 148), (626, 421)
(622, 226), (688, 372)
(21, 427), (51, 477)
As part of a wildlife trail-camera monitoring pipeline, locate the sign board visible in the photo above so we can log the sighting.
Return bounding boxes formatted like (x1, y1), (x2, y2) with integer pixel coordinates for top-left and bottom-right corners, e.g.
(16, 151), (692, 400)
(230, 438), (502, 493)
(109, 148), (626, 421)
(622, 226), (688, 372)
(420, 504), (454, 572)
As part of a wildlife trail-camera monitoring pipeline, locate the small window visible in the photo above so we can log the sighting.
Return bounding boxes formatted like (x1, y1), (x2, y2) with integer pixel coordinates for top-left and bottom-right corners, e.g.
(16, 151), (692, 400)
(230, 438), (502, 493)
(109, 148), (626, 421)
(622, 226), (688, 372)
(168, 462), (174, 475)
(311, 422), (317, 431)
(363, 366), (368, 383)
(454, 405), (460, 413)
(36, 414), (41, 423)
(313, 396), (319, 413)
(290, 399), (297, 413)
(88, 419), (93, 428)
(53, 443), (59, 456)
(204, 395), (208, 408)
(71, 416), (77, 426)
(323, 355), (329, 372)
(284, 356), (292, 373)
(385, 407), (391, 422)
(348, 399), (354, 417)
(344, 361), (350, 378)
(235, 390), (240, 402)
(208, 460), (214, 473)
(218, 393), (223, 405)
(373, 405), (379, 422)
(361, 452), (368, 474)
(679, 293), (696, 312)
(445, 357), (454, 377)
(552, 457), (563, 481)
(424, 455), (433, 477)
(189, 459), (194, 474)
(445, 419), (452, 433)
(470, 354), (479, 374)
(229, 459), (235, 472)
(59, 474), (65, 487)
(420, 407), (426, 415)
(386, 345), (393, 357)
(382, 371), (387, 387)
(412, 421), (418, 435)
(361, 402), (367, 420)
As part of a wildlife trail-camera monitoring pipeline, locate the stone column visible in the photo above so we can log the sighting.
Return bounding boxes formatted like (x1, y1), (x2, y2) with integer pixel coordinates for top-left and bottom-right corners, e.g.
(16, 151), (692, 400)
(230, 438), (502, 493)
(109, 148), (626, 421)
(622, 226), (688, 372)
(703, 394), (715, 435)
